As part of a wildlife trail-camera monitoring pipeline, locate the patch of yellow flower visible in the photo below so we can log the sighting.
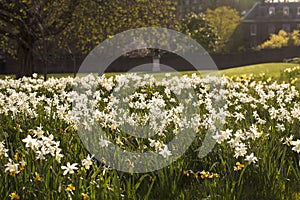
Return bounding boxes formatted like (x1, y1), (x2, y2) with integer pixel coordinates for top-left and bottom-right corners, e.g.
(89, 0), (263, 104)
(183, 170), (219, 180)
(66, 184), (75, 192)
(234, 162), (245, 171)
(34, 172), (42, 182)
(82, 193), (89, 200)
(10, 192), (20, 200)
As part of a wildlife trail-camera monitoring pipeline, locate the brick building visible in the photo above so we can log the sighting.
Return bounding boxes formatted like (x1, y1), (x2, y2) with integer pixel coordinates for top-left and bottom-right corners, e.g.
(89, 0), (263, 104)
(242, 0), (300, 47)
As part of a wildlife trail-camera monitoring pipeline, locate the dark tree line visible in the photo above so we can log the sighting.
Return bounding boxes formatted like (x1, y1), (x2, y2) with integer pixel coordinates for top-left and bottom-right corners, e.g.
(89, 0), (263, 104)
(0, 0), (179, 78)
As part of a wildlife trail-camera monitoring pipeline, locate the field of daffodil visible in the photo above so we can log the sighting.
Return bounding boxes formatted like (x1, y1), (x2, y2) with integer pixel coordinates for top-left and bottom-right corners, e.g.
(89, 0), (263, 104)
(1, 67), (300, 200)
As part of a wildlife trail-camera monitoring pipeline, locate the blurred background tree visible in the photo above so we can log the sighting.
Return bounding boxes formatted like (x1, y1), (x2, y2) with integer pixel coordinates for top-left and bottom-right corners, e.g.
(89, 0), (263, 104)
(0, 0), (179, 78)
(61, 0), (179, 55)
(205, 6), (241, 53)
(0, 0), (80, 78)
(180, 12), (220, 52)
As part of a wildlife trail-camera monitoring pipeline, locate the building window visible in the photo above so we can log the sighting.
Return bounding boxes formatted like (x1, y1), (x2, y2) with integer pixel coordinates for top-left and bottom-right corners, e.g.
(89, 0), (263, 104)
(185, 0), (190, 5)
(283, 7), (289, 16)
(193, 0), (198, 3)
(296, 24), (300, 29)
(268, 24), (276, 35)
(250, 24), (257, 36)
(269, 7), (275, 15)
(298, 7), (300, 15)
(282, 24), (291, 33)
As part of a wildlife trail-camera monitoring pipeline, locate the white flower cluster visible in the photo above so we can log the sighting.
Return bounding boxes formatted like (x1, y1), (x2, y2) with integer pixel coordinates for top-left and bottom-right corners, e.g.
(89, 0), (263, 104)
(22, 127), (64, 162)
(0, 74), (74, 124)
(0, 141), (8, 158)
(70, 73), (228, 160)
(291, 139), (300, 153)
(5, 159), (20, 175)
(0, 72), (299, 170)
(61, 154), (94, 175)
(211, 74), (300, 165)
(4, 158), (26, 176)
(283, 66), (300, 74)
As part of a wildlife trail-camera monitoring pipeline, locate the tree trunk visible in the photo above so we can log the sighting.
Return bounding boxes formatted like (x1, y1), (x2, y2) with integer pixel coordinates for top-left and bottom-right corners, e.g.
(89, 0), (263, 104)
(16, 44), (34, 79)
(43, 59), (48, 81)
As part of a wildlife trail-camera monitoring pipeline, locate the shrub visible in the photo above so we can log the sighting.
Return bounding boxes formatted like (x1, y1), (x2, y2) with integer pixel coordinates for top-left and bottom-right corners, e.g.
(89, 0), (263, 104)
(257, 30), (300, 50)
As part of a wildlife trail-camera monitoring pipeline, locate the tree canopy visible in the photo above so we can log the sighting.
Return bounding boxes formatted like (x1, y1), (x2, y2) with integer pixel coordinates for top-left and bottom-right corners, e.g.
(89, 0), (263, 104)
(0, 0), (80, 77)
(0, 0), (179, 78)
(180, 12), (220, 52)
(205, 6), (241, 53)
(61, 0), (179, 55)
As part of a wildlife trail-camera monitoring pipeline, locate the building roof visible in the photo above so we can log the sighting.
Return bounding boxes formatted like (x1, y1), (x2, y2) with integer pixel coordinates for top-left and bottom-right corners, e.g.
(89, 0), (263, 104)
(243, 1), (300, 22)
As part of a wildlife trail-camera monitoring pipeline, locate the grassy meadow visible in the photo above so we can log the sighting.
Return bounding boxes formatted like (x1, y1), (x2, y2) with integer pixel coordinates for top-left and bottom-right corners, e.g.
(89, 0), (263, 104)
(0, 63), (300, 199)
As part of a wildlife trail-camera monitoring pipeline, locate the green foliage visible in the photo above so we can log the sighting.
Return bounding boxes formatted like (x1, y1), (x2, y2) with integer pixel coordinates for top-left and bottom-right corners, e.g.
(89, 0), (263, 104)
(257, 30), (300, 50)
(290, 30), (300, 46)
(0, 0), (80, 77)
(0, 0), (179, 77)
(61, 0), (179, 55)
(180, 13), (220, 52)
(205, 6), (241, 53)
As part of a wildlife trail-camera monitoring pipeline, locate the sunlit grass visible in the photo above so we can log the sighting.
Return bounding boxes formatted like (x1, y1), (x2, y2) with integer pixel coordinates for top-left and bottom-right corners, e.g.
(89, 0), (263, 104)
(219, 62), (299, 78)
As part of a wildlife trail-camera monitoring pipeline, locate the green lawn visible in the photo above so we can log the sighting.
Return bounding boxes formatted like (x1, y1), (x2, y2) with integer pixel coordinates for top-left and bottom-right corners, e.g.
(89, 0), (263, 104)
(219, 62), (299, 77)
